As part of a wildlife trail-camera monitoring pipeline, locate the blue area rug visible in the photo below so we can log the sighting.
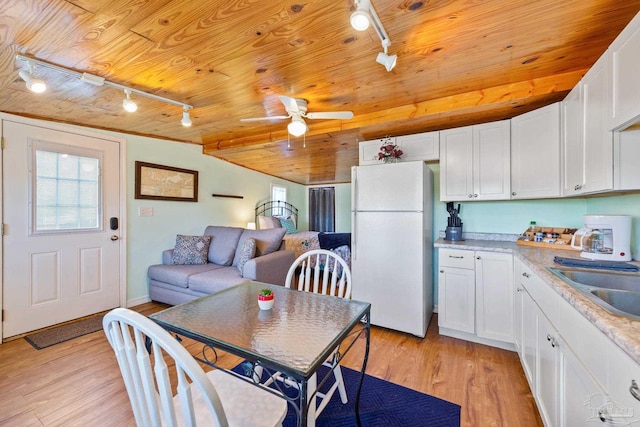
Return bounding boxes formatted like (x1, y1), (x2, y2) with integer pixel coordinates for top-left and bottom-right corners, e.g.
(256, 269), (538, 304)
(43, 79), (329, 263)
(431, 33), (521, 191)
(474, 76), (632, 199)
(233, 362), (460, 426)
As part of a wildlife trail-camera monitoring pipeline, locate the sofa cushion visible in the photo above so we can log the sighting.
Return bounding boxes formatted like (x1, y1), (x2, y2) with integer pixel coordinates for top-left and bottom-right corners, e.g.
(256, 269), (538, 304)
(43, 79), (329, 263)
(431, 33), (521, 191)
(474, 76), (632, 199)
(203, 226), (244, 266)
(148, 263), (222, 288)
(188, 267), (247, 294)
(258, 215), (281, 229)
(236, 238), (256, 275)
(279, 217), (298, 234)
(232, 228), (286, 267)
(171, 235), (212, 265)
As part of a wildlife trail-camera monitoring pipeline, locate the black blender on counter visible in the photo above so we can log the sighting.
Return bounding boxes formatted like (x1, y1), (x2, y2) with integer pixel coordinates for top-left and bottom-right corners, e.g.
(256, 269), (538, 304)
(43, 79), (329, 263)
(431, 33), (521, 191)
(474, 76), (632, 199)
(445, 202), (463, 241)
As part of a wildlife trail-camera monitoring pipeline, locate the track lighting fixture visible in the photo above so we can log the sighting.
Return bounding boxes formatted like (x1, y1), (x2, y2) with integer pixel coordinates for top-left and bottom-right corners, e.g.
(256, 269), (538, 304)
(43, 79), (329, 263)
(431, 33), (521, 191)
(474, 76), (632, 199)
(350, 0), (397, 72)
(122, 89), (138, 113)
(287, 116), (307, 137)
(181, 107), (192, 127)
(15, 54), (194, 126)
(18, 61), (47, 93)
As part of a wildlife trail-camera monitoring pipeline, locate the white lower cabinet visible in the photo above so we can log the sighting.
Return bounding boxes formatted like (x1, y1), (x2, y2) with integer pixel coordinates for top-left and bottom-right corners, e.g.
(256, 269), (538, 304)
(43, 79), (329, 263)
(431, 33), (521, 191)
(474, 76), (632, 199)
(438, 248), (513, 349)
(514, 257), (637, 427)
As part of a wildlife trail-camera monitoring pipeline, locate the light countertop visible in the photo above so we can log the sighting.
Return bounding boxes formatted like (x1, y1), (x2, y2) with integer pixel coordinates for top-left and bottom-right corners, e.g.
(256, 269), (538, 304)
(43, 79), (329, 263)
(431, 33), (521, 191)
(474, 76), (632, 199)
(434, 238), (640, 364)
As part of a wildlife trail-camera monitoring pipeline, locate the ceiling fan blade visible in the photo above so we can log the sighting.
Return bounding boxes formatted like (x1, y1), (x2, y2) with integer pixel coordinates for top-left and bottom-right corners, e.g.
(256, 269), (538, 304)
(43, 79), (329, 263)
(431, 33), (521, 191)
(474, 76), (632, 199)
(240, 115), (289, 122)
(278, 95), (306, 114)
(305, 111), (354, 120)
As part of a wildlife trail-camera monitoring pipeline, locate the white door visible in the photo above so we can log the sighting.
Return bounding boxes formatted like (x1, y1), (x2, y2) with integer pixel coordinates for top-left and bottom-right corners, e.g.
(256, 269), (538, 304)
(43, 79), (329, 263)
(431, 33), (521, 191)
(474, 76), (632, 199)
(2, 119), (122, 338)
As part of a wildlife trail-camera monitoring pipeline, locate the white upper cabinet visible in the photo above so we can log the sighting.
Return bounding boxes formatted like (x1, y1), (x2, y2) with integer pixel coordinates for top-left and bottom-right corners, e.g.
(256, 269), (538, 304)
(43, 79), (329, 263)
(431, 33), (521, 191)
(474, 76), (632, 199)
(562, 52), (613, 196)
(510, 103), (561, 199)
(562, 83), (585, 195)
(611, 11), (640, 130)
(396, 132), (439, 162)
(439, 126), (474, 200)
(358, 132), (439, 166)
(440, 120), (510, 201)
(582, 51), (613, 193)
(358, 137), (397, 166)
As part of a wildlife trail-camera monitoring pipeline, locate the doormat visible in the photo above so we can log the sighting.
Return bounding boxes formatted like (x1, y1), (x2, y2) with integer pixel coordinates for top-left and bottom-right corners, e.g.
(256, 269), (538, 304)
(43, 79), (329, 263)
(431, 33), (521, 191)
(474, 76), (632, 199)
(24, 314), (105, 350)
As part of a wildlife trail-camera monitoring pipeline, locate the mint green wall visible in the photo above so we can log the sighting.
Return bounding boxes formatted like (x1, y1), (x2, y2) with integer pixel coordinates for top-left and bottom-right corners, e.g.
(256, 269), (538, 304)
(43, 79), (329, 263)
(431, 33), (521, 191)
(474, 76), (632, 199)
(586, 194), (640, 260)
(124, 135), (305, 304)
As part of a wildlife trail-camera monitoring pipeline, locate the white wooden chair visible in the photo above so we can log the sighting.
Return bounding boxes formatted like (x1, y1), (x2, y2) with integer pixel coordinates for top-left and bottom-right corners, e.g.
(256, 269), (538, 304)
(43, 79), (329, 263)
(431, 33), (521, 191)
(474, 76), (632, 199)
(103, 307), (287, 427)
(265, 249), (352, 421)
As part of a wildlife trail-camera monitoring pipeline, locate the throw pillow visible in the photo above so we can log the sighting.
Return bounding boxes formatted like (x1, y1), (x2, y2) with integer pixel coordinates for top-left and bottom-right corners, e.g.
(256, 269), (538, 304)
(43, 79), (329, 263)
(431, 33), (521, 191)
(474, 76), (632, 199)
(172, 235), (212, 265)
(280, 217), (298, 234)
(237, 238), (256, 275)
(258, 215), (282, 229)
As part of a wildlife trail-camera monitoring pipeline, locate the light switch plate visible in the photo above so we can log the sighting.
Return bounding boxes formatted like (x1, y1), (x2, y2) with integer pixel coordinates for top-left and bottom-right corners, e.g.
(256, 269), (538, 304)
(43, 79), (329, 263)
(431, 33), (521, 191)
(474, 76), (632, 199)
(138, 207), (153, 217)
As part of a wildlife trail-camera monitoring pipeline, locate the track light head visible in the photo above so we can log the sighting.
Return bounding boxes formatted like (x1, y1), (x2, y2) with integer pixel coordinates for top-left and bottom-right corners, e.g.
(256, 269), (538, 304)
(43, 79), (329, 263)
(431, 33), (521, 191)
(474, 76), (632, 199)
(376, 51), (397, 72)
(122, 89), (137, 113)
(18, 69), (47, 93)
(288, 116), (307, 137)
(350, 10), (371, 31)
(181, 108), (192, 127)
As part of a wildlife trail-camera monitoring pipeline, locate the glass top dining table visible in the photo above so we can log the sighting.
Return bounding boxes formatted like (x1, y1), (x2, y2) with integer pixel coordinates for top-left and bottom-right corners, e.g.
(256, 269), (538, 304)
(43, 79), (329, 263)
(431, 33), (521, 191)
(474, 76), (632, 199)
(150, 280), (371, 427)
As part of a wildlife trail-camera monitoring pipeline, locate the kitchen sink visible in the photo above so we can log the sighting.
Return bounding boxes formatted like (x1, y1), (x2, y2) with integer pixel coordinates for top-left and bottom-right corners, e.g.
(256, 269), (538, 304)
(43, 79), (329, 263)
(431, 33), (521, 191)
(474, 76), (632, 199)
(547, 267), (640, 320)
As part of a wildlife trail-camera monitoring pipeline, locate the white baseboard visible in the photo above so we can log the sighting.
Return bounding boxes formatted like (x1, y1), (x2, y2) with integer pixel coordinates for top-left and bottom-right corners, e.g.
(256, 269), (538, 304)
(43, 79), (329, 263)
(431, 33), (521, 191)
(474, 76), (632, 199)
(126, 295), (151, 308)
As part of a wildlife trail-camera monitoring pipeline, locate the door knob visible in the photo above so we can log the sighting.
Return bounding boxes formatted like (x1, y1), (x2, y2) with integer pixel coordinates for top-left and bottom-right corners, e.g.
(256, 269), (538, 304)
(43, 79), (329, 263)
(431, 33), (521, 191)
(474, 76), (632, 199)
(111, 235), (119, 241)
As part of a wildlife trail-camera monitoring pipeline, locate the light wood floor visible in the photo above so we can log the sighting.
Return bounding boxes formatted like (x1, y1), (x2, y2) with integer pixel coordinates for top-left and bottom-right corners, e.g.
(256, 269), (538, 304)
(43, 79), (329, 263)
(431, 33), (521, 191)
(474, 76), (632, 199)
(0, 303), (543, 426)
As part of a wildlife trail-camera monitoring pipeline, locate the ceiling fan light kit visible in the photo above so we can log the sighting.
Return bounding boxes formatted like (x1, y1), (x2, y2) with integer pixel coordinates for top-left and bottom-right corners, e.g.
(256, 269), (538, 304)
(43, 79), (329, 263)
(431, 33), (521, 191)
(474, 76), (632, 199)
(287, 116), (308, 137)
(15, 54), (193, 127)
(351, 0), (397, 71)
(241, 95), (354, 138)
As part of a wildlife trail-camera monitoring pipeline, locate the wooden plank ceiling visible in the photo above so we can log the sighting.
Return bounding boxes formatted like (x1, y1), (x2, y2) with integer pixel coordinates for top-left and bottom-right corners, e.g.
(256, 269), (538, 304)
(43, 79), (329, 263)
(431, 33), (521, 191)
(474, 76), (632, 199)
(1, 0), (639, 185)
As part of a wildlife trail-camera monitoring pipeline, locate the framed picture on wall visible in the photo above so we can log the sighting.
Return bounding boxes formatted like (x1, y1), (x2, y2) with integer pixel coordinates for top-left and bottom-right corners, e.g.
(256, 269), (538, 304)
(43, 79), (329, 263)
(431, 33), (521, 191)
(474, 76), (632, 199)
(134, 161), (198, 202)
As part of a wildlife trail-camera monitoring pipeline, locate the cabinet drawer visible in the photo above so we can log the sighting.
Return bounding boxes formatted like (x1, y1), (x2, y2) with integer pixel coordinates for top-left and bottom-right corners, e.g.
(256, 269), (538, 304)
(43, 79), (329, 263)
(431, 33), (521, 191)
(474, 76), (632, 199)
(439, 249), (475, 269)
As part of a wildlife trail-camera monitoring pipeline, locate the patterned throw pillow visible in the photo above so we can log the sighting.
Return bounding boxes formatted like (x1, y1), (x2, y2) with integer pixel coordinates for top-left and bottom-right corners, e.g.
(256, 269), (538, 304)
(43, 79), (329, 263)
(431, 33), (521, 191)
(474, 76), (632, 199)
(237, 238), (256, 274)
(280, 218), (298, 234)
(172, 235), (212, 265)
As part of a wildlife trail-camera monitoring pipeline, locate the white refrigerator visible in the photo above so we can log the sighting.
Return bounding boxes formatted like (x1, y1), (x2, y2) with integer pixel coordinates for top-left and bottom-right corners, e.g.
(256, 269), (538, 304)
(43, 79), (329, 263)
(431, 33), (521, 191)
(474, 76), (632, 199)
(351, 161), (433, 337)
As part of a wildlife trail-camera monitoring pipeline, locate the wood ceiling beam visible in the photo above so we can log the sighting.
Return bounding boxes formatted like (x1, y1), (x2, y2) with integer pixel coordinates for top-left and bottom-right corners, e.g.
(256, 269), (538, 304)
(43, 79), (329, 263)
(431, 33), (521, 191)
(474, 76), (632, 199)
(202, 69), (586, 154)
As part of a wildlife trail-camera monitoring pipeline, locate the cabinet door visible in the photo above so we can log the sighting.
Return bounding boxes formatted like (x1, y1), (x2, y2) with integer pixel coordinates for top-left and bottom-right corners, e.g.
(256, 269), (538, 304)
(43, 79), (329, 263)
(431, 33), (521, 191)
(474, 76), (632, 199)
(583, 51), (613, 193)
(611, 12), (640, 129)
(562, 83), (585, 195)
(537, 311), (560, 427)
(473, 120), (511, 200)
(513, 259), (524, 355)
(439, 126), (473, 201)
(397, 132), (439, 162)
(438, 266), (475, 333)
(607, 343), (640, 426)
(475, 252), (514, 343)
(559, 336), (608, 427)
(510, 103), (561, 199)
(521, 285), (537, 392)
(359, 138), (396, 165)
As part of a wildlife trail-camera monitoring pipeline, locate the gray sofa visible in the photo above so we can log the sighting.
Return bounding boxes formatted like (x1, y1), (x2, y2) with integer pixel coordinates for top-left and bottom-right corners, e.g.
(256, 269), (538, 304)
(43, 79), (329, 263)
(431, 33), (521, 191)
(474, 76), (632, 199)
(148, 226), (295, 305)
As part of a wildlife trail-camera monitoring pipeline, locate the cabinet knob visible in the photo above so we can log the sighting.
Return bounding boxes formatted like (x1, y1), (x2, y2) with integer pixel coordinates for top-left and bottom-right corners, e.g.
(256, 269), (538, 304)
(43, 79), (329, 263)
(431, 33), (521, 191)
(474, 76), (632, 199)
(468, 194), (473, 198)
(522, 272), (530, 278)
(473, 194), (478, 198)
(516, 288), (523, 293)
(574, 184), (582, 191)
(439, 269), (444, 273)
(476, 256), (481, 260)
(511, 192), (516, 196)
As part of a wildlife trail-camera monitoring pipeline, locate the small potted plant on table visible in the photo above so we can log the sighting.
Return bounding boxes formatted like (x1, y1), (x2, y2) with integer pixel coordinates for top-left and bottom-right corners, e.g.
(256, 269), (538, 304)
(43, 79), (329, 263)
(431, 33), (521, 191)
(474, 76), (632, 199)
(258, 288), (274, 310)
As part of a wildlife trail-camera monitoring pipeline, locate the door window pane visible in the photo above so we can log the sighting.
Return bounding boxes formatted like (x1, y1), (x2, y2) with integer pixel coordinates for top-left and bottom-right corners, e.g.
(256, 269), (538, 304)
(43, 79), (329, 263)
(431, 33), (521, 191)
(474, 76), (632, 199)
(33, 149), (101, 232)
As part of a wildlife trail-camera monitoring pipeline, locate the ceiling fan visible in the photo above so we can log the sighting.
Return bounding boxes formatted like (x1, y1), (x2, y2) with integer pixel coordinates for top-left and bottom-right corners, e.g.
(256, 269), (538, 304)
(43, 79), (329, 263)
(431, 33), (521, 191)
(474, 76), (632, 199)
(241, 95), (354, 137)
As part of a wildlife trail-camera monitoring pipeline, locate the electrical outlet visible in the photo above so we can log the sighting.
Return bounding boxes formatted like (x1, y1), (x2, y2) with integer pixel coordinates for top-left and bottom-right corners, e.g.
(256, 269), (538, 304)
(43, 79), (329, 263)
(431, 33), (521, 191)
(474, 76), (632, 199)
(138, 207), (153, 217)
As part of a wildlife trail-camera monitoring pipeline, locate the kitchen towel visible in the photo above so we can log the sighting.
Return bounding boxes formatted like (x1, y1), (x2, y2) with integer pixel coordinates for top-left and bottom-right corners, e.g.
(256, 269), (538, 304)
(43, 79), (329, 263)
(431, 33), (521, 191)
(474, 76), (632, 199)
(553, 256), (640, 272)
